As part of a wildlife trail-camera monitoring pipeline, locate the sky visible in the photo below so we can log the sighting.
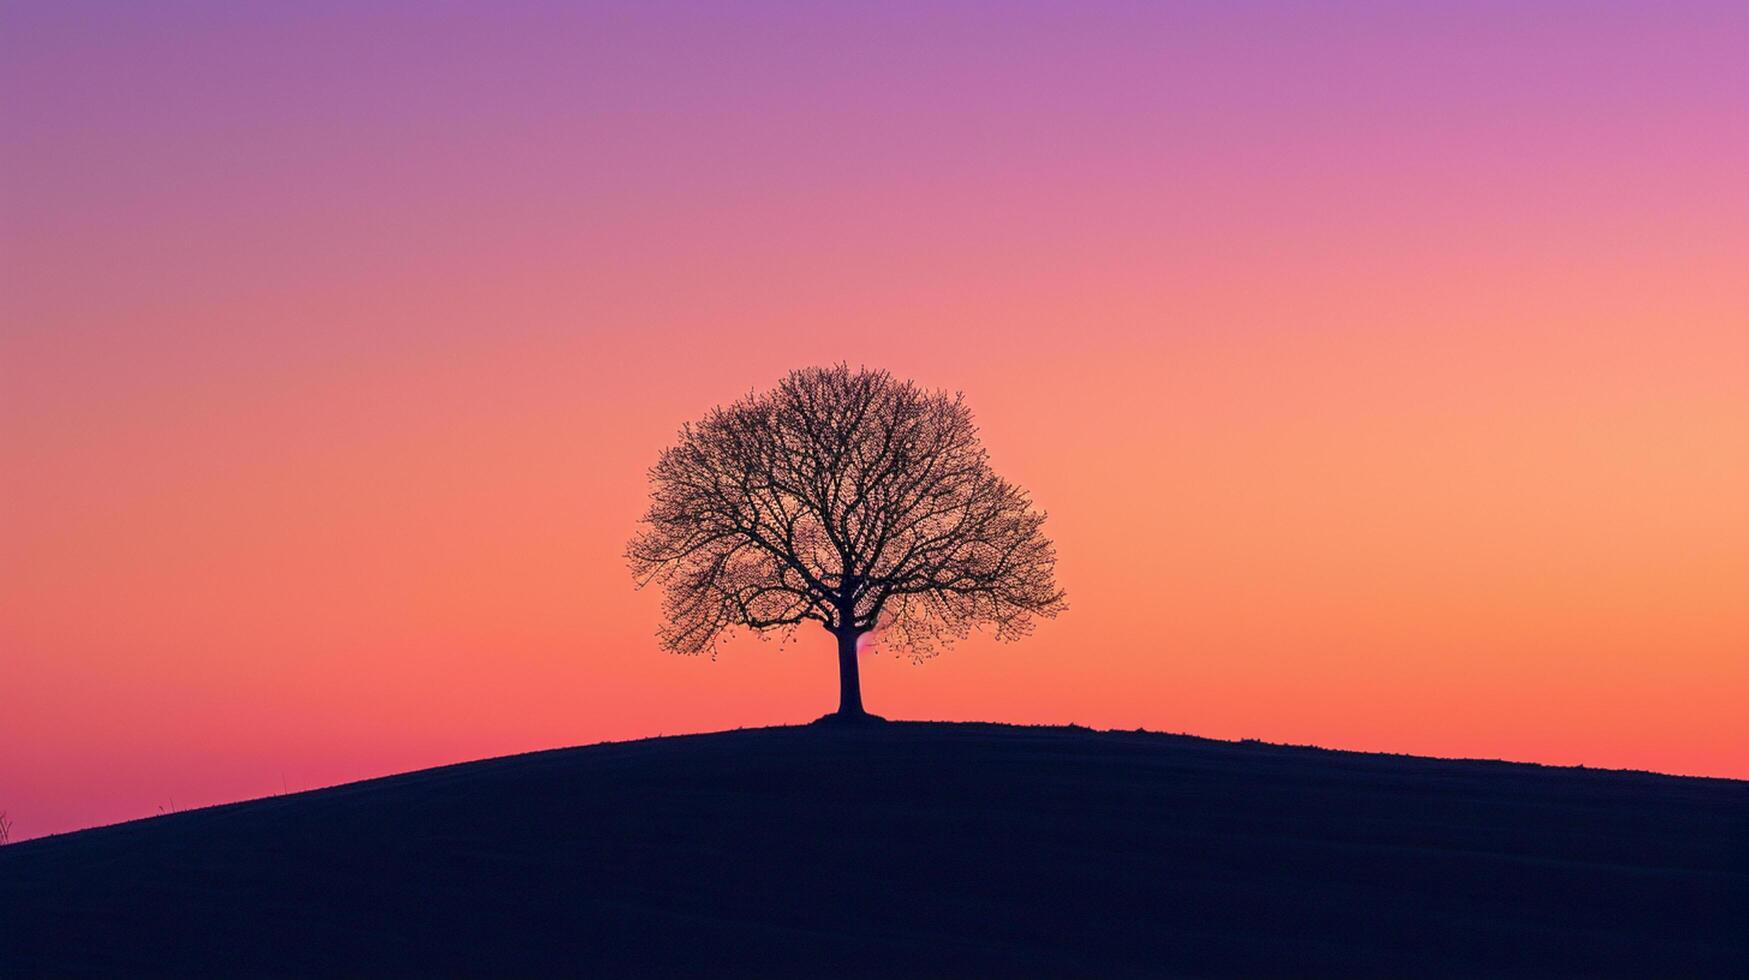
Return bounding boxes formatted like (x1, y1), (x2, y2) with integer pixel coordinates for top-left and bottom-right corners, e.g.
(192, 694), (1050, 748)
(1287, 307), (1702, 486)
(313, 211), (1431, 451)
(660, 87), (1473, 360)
(3, 1), (1746, 840)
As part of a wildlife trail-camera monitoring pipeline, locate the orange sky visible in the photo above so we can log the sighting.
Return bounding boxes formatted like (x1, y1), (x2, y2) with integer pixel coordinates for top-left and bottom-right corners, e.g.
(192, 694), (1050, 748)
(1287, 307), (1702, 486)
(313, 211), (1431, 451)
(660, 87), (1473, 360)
(3, 2), (1746, 840)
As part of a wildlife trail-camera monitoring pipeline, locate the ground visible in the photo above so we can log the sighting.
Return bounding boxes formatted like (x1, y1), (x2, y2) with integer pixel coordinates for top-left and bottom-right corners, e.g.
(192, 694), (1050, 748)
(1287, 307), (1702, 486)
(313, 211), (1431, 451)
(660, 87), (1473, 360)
(2, 722), (1744, 977)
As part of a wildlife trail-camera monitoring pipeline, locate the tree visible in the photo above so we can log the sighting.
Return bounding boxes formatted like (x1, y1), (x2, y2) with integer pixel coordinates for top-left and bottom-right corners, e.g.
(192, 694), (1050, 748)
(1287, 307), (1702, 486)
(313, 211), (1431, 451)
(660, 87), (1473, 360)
(628, 365), (1066, 721)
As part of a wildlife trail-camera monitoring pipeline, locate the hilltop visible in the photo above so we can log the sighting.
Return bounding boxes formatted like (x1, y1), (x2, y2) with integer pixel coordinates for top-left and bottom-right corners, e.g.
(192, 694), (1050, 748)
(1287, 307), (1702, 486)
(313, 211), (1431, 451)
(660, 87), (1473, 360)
(2, 722), (1744, 977)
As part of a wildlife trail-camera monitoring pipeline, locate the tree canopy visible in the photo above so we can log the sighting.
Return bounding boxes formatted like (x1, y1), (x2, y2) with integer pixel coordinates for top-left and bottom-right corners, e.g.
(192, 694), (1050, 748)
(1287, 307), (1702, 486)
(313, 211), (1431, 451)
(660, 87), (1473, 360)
(629, 365), (1064, 665)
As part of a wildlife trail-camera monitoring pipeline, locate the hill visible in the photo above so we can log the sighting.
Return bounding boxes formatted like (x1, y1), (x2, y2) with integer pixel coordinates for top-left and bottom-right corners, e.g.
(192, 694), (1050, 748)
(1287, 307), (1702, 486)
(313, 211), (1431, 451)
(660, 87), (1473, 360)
(2, 722), (1745, 977)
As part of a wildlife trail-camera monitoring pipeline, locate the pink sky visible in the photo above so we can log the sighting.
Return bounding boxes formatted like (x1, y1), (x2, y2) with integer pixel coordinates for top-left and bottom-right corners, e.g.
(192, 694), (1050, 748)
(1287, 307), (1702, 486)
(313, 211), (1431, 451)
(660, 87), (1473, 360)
(3, 1), (1746, 840)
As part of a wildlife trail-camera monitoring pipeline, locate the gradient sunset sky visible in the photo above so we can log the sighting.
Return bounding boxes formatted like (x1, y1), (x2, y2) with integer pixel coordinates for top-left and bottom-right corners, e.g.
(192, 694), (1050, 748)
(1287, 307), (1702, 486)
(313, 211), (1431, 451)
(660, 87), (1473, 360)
(4, 1), (1746, 840)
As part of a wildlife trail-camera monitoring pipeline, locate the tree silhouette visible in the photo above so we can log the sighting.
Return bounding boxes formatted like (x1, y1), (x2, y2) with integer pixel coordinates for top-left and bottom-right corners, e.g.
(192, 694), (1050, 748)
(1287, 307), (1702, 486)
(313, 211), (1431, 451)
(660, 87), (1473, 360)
(629, 365), (1065, 721)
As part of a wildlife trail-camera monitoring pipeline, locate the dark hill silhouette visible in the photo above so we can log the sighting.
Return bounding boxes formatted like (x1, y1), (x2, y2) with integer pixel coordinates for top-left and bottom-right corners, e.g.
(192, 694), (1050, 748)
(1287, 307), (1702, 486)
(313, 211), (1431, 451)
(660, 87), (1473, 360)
(3, 722), (1745, 977)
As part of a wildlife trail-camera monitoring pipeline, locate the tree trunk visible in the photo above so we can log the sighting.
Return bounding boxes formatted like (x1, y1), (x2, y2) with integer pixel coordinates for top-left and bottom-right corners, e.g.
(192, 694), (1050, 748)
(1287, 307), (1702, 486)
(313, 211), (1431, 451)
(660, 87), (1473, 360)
(835, 629), (865, 717)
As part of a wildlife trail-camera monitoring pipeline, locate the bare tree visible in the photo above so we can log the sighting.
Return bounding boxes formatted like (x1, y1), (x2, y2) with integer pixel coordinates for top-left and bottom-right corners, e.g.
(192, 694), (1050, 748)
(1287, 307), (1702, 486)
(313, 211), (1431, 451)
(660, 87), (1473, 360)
(0, 811), (11, 845)
(628, 365), (1066, 721)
